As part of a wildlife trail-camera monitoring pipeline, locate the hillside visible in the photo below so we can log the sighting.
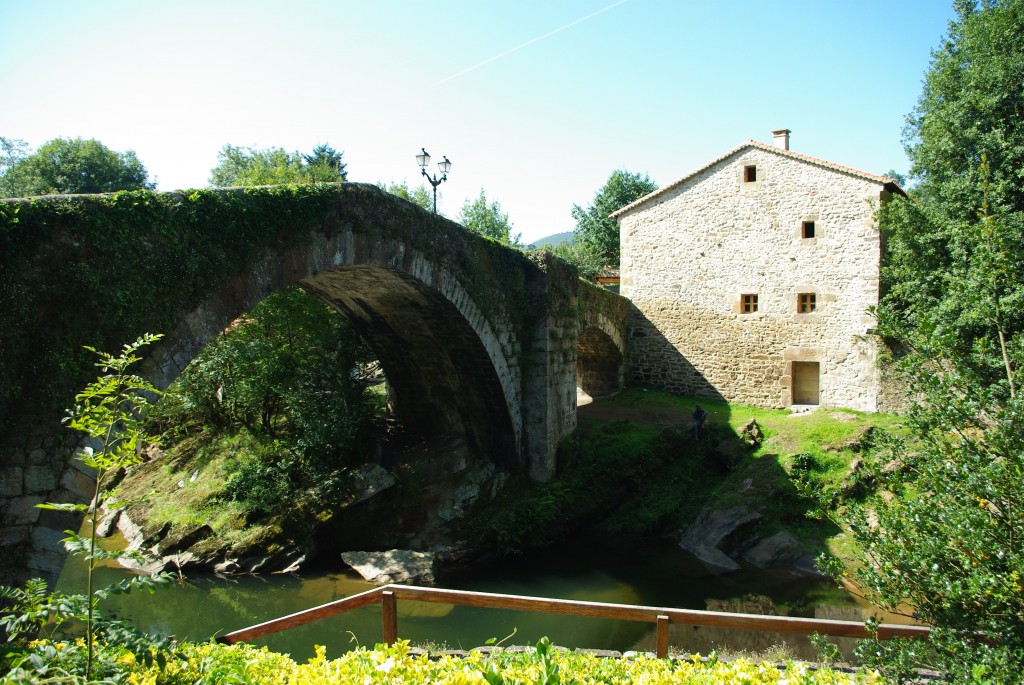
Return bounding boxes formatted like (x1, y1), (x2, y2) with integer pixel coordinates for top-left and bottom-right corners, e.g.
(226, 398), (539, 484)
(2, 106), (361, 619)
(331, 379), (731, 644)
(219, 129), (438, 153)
(529, 230), (573, 248)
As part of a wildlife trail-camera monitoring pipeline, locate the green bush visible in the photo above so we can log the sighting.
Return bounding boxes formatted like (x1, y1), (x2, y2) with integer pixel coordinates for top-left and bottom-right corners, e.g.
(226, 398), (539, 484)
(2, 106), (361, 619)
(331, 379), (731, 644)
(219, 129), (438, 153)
(2, 638), (885, 684)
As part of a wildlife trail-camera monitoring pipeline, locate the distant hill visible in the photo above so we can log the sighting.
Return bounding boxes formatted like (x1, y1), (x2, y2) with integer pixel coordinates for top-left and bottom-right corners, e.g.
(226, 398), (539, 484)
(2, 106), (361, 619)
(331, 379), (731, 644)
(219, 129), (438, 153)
(529, 231), (574, 249)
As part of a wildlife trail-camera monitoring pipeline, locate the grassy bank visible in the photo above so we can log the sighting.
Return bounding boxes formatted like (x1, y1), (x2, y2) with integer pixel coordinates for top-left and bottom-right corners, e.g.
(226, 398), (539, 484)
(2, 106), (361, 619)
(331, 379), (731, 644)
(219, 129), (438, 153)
(469, 388), (905, 569)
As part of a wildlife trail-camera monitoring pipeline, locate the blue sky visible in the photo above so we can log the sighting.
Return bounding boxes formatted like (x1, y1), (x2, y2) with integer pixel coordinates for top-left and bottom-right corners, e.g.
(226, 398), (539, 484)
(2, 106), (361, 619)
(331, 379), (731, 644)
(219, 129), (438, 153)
(1, 1), (955, 243)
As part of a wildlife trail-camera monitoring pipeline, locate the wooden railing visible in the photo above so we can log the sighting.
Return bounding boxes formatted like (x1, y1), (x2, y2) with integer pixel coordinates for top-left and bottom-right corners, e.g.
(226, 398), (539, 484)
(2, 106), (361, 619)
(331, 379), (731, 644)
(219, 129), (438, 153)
(217, 584), (930, 658)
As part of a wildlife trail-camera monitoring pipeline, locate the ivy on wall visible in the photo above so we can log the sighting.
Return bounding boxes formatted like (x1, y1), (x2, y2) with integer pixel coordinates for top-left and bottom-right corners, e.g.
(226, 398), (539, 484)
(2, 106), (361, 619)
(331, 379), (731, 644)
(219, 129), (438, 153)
(0, 185), (341, 434)
(0, 183), (562, 438)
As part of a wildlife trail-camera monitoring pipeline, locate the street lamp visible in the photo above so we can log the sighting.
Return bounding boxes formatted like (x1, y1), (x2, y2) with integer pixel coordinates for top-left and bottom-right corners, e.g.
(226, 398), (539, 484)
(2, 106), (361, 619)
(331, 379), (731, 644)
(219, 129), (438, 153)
(416, 147), (451, 214)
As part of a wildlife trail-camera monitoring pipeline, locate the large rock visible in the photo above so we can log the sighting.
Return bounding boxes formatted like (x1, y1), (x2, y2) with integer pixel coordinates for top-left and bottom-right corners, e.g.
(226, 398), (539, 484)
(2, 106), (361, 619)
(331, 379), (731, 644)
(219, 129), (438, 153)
(741, 531), (806, 568)
(348, 464), (397, 505)
(437, 462), (504, 522)
(679, 505), (763, 572)
(342, 549), (436, 585)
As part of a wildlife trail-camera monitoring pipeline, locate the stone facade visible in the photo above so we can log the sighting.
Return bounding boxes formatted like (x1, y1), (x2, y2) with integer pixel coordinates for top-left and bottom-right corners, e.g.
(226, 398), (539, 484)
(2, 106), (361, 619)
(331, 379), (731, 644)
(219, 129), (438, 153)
(616, 135), (900, 411)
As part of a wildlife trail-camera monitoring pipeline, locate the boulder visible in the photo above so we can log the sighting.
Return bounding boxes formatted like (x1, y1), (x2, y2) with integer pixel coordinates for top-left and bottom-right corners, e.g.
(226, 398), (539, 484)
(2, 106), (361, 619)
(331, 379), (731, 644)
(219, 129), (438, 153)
(679, 505), (763, 573)
(342, 549), (436, 585)
(437, 463), (500, 522)
(348, 464), (397, 505)
(741, 531), (806, 568)
(95, 508), (122, 538)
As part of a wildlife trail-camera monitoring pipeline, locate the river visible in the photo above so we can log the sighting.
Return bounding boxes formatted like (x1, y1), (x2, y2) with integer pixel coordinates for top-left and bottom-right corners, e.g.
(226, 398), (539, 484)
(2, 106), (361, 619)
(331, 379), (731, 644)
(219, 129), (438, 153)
(56, 535), (908, 662)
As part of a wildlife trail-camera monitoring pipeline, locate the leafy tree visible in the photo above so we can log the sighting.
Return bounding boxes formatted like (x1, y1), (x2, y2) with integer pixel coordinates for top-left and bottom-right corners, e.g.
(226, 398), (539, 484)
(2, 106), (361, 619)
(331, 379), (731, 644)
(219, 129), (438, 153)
(303, 143), (347, 180)
(569, 169), (656, 278)
(0, 136), (28, 176)
(816, 2), (1024, 680)
(380, 180), (435, 213)
(152, 288), (375, 489)
(209, 144), (347, 187)
(9, 335), (174, 681)
(882, 0), (1024, 394)
(459, 188), (521, 246)
(0, 137), (153, 197)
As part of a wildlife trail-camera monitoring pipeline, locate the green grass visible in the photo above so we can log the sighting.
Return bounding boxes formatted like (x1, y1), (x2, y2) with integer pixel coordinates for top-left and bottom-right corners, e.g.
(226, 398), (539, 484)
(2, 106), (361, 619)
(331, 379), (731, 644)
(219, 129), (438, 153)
(567, 389), (908, 567)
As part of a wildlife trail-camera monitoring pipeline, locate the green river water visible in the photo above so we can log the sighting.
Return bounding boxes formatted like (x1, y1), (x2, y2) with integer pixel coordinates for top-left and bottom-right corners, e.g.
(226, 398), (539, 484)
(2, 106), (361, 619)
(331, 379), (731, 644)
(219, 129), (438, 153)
(56, 537), (907, 662)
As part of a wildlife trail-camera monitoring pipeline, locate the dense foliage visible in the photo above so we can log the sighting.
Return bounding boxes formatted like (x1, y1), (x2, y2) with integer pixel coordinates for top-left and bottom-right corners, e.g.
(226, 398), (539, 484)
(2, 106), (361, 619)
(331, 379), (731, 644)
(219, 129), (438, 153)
(1, 637), (885, 684)
(816, 2), (1024, 681)
(1, 337), (175, 682)
(567, 169), (657, 278)
(380, 180), (435, 212)
(0, 137), (153, 197)
(209, 143), (347, 187)
(150, 287), (377, 514)
(882, 0), (1024, 392)
(0, 184), (343, 434)
(458, 188), (521, 246)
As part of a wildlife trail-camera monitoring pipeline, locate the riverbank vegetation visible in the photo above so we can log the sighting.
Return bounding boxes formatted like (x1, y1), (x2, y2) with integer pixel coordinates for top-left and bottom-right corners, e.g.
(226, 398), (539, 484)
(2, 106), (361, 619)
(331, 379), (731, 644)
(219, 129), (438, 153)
(114, 286), (383, 560)
(470, 388), (903, 570)
(3, 636), (885, 684)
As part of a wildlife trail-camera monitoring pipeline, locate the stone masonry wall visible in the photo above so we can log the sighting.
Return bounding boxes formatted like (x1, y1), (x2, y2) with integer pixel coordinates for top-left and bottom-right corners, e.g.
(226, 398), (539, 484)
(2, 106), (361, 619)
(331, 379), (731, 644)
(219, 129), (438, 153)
(620, 147), (885, 411)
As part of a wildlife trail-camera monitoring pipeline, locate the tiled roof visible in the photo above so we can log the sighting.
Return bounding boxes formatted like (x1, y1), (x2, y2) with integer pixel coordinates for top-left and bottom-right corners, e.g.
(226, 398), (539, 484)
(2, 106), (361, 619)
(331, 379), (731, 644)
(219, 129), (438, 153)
(610, 140), (905, 219)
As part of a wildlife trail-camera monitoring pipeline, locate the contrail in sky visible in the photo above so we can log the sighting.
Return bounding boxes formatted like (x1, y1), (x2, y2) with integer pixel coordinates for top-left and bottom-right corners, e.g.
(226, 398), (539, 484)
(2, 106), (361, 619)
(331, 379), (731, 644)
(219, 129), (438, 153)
(431, 0), (631, 88)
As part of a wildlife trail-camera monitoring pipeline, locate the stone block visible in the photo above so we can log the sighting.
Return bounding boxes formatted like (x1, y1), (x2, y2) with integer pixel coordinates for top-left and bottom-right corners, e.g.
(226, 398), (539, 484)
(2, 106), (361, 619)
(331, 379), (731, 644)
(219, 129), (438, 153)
(28, 448), (50, 465)
(4, 495), (44, 525)
(0, 467), (24, 496)
(60, 466), (96, 501)
(31, 525), (70, 552)
(24, 465), (58, 493)
(0, 524), (30, 548)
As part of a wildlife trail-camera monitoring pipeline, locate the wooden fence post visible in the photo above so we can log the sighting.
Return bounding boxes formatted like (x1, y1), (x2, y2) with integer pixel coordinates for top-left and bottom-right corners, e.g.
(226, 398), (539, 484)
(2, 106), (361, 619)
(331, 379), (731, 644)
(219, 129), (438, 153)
(656, 614), (669, 659)
(382, 590), (398, 645)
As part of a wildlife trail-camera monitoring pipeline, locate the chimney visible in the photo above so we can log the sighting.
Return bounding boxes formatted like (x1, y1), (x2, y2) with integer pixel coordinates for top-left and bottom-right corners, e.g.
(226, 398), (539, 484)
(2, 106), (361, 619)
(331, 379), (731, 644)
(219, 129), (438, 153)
(772, 128), (791, 150)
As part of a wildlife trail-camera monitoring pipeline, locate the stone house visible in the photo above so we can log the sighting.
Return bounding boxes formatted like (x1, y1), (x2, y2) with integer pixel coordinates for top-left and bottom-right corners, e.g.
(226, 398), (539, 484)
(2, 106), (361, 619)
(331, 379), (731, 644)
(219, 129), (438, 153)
(613, 130), (903, 411)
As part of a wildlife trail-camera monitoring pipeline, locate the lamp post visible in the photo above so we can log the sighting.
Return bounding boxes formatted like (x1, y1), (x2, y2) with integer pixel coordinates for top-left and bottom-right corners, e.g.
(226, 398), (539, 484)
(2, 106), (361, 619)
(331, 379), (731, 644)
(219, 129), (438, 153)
(415, 147), (451, 214)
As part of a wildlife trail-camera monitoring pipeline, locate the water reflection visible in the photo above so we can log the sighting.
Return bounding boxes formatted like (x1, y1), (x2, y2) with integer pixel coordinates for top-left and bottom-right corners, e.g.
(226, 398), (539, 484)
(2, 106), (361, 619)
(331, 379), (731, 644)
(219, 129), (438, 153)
(56, 537), (908, 662)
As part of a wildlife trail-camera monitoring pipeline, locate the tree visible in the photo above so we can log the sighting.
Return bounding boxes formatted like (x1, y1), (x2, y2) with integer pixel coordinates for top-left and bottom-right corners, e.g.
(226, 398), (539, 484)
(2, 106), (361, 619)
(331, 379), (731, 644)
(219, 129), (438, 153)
(380, 180), (435, 213)
(458, 188), (521, 246)
(0, 137), (153, 197)
(569, 170), (656, 278)
(151, 287), (376, 514)
(816, 2), (1024, 680)
(39, 335), (171, 680)
(209, 144), (347, 187)
(303, 144), (347, 180)
(882, 0), (1024, 394)
(0, 136), (28, 176)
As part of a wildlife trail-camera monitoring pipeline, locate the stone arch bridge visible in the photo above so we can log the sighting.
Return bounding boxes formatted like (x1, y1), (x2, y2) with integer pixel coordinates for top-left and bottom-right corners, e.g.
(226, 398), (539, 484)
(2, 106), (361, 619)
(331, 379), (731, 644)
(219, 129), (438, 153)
(0, 183), (628, 586)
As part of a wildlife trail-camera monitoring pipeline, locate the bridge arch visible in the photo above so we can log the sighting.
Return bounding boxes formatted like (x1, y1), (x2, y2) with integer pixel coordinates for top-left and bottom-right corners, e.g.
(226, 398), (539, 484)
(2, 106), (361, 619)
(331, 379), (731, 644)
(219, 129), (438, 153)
(577, 312), (626, 398)
(144, 231), (523, 466)
(575, 283), (630, 399)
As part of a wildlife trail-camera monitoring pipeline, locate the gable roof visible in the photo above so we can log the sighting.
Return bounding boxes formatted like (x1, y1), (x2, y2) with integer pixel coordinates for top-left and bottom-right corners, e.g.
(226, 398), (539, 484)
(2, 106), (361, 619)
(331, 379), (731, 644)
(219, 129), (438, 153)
(610, 140), (905, 219)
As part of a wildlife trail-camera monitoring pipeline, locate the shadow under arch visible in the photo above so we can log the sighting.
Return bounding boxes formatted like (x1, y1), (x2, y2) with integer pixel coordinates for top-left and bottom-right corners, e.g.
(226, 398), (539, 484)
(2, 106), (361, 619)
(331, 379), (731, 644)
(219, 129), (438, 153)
(577, 323), (625, 398)
(299, 264), (518, 466)
(144, 233), (523, 471)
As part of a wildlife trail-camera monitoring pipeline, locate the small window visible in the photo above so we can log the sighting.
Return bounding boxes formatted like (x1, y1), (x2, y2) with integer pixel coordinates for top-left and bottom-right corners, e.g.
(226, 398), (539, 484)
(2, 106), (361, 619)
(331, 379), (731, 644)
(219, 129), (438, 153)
(741, 294), (758, 313)
(744, 165), (757, 183)
(797, 293), (817, 313)
(802, 221), (816, 239)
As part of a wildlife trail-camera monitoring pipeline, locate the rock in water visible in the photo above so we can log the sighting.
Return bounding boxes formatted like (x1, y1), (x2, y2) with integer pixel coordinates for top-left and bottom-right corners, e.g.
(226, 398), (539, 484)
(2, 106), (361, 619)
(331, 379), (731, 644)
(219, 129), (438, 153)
(678, 505), (763, 572)
(341, 549), (436, 585)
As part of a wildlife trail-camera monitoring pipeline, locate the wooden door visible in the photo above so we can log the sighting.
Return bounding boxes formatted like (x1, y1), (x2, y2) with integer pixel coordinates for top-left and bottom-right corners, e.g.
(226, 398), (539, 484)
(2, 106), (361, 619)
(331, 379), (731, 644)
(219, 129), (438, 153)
(792, 362), (820, 405)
